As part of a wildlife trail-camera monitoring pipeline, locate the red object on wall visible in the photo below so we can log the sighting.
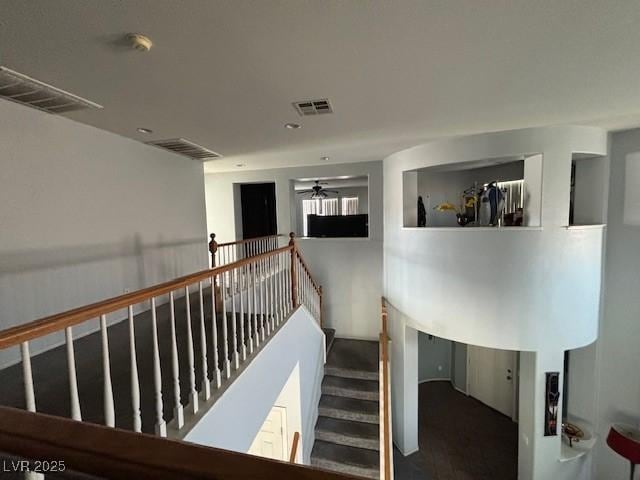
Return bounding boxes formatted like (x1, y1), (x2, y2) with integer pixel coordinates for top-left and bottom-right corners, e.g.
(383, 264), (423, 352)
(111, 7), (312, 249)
(607, 424), (640, 464)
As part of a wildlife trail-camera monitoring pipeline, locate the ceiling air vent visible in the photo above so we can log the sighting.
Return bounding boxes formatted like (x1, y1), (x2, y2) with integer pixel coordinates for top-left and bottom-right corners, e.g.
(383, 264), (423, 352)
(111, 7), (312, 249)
(293, 98), (333, 116)
(146, 138), (222, 160)
(0, 66), (102, 114)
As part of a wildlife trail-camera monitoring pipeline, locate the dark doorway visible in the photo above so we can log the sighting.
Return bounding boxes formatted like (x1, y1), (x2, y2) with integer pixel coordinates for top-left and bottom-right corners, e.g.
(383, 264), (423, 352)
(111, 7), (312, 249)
(240, 183), (277, 239)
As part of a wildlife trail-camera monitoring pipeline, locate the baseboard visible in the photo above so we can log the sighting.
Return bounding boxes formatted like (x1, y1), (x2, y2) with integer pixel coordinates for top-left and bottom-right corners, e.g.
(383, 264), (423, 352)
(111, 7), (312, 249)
(418, 377), (450, 384)
(452, 384), (468, 395)
(330, 333), (379, 342)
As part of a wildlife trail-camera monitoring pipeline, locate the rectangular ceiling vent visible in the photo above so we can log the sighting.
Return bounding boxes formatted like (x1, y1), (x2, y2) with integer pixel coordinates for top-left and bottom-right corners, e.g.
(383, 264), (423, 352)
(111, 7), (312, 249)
(293, 98), (333, 116)
(0, 66), (103, 114)
(146, 138), (222, 160)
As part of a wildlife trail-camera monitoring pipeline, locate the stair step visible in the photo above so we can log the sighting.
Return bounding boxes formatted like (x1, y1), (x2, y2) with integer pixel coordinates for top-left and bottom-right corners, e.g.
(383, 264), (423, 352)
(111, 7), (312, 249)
(315, 416), (380, 451)
(325, 365), (379, 381)
(319, 395), (379, 424)
(311, 440), (379, 479)
(326, 338), (378, 368)
(322, 375), (379, 401)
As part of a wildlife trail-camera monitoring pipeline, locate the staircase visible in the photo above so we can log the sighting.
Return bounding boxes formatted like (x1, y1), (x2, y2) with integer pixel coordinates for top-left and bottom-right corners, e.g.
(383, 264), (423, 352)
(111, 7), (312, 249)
(311, 338), (380, 479)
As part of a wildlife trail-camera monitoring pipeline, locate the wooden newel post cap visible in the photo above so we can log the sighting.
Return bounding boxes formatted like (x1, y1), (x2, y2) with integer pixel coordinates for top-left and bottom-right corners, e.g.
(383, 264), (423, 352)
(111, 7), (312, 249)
(288, 232), (295, 246)
(209, 233), (217, 253)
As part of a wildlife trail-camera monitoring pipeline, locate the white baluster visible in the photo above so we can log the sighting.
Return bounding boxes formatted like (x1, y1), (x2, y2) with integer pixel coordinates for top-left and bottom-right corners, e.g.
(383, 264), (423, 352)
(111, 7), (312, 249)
(221, 271), (231, 378)
(211, 276), (222, 388)
(150, 298), (167, 437)
(198, 282), (211, 401)
(239, 264), (247, 361)
(251, 263), (260, 348)
(257, 259), (263, 343)
(128, 305), (142, 432)
(100, 314), (115, 427)
(256, 260), (266, 342)
(261, 257), (268, 338)
(231, 269), (240, 369)
(247, 264), (254, 355)
(265, 257), (272, 336)
(65, 327), (82, 421)
(21, 341), (36, 412)
(169, 292), (184, 428)
(185, 286), (199, 414)
(270, 256), (276, 331)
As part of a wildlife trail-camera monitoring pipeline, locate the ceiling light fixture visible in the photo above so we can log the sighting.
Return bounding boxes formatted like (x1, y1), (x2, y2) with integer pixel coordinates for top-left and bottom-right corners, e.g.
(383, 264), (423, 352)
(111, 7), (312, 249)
(137, 127), (153, 134)
(236, 163), (245, 167)
(284, 123), (301, 129)
(321, 156), (330, 161)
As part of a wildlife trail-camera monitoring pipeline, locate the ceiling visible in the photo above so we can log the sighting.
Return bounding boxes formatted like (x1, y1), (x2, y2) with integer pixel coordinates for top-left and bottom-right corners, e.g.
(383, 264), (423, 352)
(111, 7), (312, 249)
(2, 1), (640, 173)
(294, 176), (368, 190)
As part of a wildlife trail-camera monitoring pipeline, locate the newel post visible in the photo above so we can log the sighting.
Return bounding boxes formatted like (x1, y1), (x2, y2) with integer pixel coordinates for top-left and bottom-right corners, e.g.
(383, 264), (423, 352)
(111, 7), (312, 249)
(208, 233), (218, 268)
(289, 232), (298, 308)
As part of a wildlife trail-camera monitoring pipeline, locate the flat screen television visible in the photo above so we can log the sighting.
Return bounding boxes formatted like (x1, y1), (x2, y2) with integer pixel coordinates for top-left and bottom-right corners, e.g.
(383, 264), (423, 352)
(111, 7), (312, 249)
(307, 214), (368, 238)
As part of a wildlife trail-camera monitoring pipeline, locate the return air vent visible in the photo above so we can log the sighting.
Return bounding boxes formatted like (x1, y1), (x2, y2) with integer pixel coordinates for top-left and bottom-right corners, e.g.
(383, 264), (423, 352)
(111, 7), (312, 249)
(0, 66), (102, 114)
(146, 138), (222, 160)
(293, 98), (333, 116)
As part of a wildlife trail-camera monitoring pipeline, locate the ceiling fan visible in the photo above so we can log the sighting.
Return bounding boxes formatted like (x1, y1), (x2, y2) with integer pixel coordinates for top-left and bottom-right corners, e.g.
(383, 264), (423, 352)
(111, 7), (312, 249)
(296, 180), (339, 199)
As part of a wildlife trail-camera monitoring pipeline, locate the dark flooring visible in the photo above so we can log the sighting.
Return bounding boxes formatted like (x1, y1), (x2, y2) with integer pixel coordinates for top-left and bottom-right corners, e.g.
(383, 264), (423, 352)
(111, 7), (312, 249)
(0, 287), (272, 434)
(394, 382), (518, 480)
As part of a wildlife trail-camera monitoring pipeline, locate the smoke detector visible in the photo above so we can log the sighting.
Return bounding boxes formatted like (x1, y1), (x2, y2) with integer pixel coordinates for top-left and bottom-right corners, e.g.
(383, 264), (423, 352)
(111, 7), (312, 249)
(128, 34), (153, 52)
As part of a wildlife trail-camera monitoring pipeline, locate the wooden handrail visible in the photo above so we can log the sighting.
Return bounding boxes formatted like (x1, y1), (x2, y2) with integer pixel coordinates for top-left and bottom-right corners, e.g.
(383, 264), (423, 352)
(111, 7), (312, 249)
(289, 431), (300, 463)
(0, 407), (358, 480)
(380, 297), (392, 480)
(217, 233), (284, 248)
(0, 245), (292, 349)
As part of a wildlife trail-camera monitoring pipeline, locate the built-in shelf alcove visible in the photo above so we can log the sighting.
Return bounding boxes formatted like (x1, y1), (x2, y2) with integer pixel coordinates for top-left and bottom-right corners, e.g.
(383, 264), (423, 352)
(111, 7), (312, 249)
(570, 153), (607, 226)
(403, 154), (542, 228)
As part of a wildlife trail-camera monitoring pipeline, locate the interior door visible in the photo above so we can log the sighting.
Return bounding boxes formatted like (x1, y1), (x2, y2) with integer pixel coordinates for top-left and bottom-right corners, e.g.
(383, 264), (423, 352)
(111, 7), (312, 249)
(248, 406), (287, 461)
(240, 183), (277, 239)
(467, 345), (516, 418)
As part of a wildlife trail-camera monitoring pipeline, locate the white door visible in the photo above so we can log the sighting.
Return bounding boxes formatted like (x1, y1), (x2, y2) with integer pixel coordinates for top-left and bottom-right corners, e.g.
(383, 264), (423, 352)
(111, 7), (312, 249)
(248, 406), (288, 461)
(467, 345), (516, 418)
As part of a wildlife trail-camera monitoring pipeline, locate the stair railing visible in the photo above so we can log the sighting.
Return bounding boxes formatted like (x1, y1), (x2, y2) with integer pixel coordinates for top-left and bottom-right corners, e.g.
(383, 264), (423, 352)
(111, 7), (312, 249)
(380, 298), (394, 480)
(0, 406), (358, 480)
(0, 233), (321, 441)
(209, 233), (284, 267)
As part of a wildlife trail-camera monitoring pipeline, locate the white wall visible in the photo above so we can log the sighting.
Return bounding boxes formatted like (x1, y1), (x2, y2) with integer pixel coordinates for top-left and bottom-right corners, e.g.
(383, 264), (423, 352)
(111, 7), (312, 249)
(384, 126), (608, 352)
(417, 333), (451, 381)
(205, 161), (383, 339)
(593, 129), (640, 480)
(0, 99), (207, 367)
(183, 307), (325, 464)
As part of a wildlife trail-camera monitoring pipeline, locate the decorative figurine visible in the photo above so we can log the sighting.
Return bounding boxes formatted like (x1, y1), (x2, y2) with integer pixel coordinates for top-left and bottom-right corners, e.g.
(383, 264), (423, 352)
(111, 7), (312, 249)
(417, 196), (427, 227)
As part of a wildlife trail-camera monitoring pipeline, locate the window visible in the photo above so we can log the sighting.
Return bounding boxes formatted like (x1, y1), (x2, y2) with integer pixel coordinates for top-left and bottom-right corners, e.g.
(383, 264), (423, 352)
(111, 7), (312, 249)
(322, 198), (338, 216)
(342, 197), (359, 215)
(302, 198), (321, 236)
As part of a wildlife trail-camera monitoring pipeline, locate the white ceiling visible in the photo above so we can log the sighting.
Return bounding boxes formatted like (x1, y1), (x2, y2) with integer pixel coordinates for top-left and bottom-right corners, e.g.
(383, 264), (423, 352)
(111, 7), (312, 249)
(294, 176), (368, 190)
(2, 1), (640, 173)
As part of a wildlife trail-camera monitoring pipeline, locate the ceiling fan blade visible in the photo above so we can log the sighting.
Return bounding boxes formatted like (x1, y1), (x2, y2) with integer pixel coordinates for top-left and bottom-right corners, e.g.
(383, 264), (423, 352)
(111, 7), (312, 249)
(297, 190), (314, 194)
(323, 190), (340, 194)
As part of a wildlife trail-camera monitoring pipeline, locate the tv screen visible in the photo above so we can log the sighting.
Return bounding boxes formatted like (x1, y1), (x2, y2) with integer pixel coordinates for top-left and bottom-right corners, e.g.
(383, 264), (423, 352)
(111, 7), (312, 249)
(307, 214), (368, 238)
